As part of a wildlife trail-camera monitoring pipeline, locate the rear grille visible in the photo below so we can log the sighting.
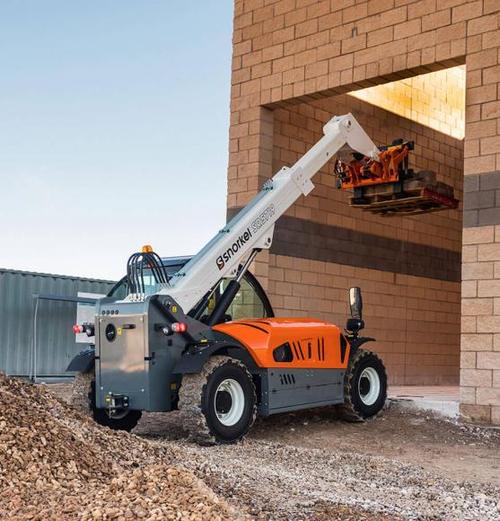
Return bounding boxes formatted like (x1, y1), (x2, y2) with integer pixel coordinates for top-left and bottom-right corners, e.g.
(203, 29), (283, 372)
(292, 342), (303, 360)
(279, 373), (296, 385)
(289, 337), (326, 362)
(317, 337), (325, 361)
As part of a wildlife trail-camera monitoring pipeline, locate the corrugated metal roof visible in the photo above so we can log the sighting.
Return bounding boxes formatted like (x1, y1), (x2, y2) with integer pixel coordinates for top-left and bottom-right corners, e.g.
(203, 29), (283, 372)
(0, 269), (115, 377)
(0, 266), (115, 284)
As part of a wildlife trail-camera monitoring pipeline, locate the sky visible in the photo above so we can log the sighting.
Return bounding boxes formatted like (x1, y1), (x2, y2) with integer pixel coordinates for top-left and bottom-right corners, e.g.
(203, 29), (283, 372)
(0, 1), (233, 280)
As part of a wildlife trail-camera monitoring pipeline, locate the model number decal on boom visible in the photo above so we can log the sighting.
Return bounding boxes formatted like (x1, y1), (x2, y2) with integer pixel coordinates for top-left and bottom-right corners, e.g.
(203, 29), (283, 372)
(216, 205), (275, 270)
(250, 204), (275, 234)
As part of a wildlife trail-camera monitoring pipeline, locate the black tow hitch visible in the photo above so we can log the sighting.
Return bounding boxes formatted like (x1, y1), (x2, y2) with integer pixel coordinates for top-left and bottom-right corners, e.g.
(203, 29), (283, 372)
(104, 393), (129, 411)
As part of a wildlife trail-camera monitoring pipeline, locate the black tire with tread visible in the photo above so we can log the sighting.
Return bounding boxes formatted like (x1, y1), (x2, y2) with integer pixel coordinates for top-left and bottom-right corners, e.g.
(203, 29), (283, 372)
(338, 348), (387, 422)
(71, 371), (142, 432)
(178, 355), (257, 445)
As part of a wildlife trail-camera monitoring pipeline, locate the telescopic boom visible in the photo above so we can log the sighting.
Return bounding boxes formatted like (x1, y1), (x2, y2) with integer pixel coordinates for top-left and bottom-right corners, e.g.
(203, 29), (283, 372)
(160, 113), (380, 313)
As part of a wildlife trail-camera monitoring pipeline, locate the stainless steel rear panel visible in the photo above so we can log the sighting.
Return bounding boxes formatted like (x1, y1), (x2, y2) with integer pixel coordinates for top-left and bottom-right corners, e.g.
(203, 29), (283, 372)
(97, 313), (148, 408)
(95, 299), (184, 412)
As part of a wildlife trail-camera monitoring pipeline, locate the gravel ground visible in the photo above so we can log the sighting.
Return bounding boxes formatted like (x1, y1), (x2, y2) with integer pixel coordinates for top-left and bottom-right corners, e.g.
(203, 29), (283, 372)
(135, 412), (500, 520)
(176, 438), (499, 520)
(48, 382), (500, 520)
(0, 375), (239, 520)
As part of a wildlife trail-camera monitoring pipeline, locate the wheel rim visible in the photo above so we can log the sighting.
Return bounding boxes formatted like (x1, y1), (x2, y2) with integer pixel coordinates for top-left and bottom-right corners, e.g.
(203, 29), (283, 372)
(214, 378), (245, 426)
(358, 367), (381, 406)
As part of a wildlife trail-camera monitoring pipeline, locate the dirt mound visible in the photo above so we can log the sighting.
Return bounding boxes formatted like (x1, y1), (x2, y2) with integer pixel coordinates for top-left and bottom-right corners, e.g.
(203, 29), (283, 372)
(0, 374), (241, 520)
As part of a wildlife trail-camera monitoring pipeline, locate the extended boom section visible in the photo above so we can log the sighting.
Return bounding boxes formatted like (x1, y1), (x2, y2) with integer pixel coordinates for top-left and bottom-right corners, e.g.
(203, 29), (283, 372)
(165, 113), (379, 313)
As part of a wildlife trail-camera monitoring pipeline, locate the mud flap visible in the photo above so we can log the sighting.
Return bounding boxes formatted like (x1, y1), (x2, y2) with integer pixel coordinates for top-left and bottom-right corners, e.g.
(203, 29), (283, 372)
(67, 347), (95, 373)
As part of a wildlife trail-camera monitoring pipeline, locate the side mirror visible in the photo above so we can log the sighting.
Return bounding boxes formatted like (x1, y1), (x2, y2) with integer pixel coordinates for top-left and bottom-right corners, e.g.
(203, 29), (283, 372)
(349, 287), (363, 319)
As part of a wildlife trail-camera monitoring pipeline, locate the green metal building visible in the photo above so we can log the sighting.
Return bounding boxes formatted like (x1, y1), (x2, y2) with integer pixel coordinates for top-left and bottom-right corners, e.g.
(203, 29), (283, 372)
(0, 268), (115, 379)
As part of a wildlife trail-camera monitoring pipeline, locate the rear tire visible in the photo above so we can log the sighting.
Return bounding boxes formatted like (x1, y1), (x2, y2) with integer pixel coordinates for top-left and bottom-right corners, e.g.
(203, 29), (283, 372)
(178, 356), (257, 445)
(71, 371), (142, 432)
(338, 348), (387, 421)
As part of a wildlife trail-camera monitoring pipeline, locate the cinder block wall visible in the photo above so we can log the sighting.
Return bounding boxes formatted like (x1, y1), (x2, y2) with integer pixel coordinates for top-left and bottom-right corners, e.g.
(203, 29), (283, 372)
(228, 0), (500, 419)
(459, 3), (500, 425)
(351, 65), (465, 138)
(461, 225), (500, 423)
(270, 95), (462, 384)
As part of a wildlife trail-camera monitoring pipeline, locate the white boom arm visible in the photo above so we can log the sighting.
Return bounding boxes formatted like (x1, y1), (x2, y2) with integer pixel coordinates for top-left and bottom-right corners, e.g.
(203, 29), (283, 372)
(162, 114), (379, 312)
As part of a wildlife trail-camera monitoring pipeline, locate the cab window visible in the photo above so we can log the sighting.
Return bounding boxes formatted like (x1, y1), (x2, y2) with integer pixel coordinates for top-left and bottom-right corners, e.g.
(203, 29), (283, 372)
(203, 276), (270, 321)
(108, 273), (159, 300)
(108, 264), (184, 300)
(108, 269), (273, 322)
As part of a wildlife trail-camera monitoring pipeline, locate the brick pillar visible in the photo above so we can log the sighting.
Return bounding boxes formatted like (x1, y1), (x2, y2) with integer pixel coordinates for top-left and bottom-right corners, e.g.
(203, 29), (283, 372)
(227, 106), (273, 209)
(227, 105), (274, 290)
(460, 2), (500, 424)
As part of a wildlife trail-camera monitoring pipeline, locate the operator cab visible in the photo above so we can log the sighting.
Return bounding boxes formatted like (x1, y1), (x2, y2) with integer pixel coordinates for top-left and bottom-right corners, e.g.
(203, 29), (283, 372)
(107, 256), (274, 324)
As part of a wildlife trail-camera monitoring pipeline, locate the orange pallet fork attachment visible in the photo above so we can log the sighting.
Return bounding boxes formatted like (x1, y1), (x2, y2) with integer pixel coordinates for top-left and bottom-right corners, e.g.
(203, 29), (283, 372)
(335, 140), (459, 216)
(335, 141), (412, 190)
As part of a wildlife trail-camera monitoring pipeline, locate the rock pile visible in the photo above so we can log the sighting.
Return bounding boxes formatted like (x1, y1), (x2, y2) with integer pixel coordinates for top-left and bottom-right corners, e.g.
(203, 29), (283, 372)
(0, 374), (241, 520)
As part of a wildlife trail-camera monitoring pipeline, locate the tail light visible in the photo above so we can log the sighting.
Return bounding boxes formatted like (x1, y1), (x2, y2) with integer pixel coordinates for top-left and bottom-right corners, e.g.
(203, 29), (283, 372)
(171, 322), (187, 333)
(72, 323), (95, 337)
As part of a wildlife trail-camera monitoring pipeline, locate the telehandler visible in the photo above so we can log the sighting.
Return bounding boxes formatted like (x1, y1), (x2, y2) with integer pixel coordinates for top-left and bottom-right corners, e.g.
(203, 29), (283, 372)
(69, 113), (433, 444)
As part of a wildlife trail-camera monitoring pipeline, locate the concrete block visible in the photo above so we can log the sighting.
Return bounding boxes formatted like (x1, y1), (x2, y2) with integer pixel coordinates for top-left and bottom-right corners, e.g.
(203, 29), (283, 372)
(460, 351), (476, 369)
(461, 368), (492, 387)
(461, 298), (493, 315)
(461, 317), (477, 333)
(461, 280), (477, 298)
(477, 315), (500, 333)
(460, 403), (491, 423)
(478, 243), (500, 261)
(463, 226), (494, 245)
(478, 279), (500, 297)
(476, 387), (500, 406)
(462, 245), (478, 262)
(460, 386), (476, 404)
(462, 262), (494, 280)
(477, 351), (500, 370)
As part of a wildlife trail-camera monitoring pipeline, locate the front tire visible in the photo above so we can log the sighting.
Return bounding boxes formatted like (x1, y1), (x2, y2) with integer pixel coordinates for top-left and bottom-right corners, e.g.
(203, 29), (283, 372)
(339, 348), (387, 421)
(178, 356), (257, 445)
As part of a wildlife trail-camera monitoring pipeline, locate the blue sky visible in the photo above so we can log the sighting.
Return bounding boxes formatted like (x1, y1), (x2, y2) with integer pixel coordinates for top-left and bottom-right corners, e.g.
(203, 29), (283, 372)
(0, 1), (233, 280)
